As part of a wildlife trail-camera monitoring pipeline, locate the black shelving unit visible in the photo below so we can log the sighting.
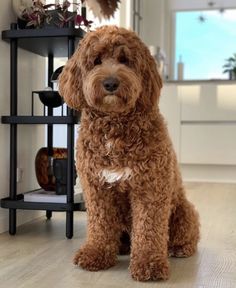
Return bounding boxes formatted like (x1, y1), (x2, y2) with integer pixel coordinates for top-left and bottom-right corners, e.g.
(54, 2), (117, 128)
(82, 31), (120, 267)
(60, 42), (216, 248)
(0, 23), (85, 239)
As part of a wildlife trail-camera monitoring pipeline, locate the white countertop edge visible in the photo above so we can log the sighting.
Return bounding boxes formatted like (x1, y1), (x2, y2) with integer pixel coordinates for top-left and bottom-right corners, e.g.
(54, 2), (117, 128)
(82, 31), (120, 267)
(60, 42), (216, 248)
(164, 79), (236, 85)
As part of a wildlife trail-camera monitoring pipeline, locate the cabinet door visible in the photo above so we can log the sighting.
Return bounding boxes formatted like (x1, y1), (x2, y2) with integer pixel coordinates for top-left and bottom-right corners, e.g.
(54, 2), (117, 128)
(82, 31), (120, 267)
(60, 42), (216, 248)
(180, 84), (236, 121)
(180, 124), (236, 165)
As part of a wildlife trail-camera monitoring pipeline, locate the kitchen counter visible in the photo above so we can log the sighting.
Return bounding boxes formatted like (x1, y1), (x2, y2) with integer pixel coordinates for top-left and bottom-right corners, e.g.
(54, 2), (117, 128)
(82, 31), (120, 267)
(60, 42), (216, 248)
(164, 79), (236, 85)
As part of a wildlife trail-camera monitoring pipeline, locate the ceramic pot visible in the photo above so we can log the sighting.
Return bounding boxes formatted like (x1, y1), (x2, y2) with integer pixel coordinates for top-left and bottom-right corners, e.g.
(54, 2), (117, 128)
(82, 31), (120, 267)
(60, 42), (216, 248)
(35, 147), (67, 191)
(53, 159), (77, 195)
(229, 70), (236, 80)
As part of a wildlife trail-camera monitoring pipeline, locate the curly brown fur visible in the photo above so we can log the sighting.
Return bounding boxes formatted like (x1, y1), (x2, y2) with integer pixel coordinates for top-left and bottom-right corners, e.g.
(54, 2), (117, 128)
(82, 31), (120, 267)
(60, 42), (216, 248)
(59, 26), (200, 282)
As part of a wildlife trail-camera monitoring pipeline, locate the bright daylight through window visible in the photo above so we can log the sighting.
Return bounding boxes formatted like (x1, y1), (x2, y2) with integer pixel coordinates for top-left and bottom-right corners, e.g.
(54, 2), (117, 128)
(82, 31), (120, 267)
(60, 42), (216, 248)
(175, 9), (236, 80)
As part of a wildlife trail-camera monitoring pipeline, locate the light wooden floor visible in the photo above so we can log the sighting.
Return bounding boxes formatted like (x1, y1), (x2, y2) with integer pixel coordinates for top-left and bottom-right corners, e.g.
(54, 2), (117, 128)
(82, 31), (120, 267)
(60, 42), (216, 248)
(0, 182), (236, 288)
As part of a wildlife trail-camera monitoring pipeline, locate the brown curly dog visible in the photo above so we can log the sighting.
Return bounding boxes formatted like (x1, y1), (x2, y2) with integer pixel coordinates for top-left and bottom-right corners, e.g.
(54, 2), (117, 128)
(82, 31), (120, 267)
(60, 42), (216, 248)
(59, 26), (200, 281)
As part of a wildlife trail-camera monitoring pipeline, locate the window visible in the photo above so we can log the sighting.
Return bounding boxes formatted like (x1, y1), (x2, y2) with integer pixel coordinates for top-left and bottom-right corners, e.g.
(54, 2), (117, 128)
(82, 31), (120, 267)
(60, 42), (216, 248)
(175, 9), (236, 80)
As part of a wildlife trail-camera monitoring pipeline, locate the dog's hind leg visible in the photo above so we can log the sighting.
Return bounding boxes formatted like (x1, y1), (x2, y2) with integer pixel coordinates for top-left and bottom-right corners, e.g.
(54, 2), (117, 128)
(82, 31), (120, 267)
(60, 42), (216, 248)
(168, 190), (200, 258)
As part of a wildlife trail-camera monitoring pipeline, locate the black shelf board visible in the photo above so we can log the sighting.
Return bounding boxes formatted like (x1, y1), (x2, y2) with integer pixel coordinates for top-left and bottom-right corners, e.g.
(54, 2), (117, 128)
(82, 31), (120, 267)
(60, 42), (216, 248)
(1, 194), (85, 212)
(1, 115), (80, 124)
(2, 27), (85, 57)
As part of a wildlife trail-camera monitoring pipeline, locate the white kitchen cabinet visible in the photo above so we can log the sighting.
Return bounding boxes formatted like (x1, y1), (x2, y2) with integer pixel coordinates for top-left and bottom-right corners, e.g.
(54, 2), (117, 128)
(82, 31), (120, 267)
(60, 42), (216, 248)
(181, 124), (236, 165)
(180, 84), (236, 122)
(161, 81), (236, 176)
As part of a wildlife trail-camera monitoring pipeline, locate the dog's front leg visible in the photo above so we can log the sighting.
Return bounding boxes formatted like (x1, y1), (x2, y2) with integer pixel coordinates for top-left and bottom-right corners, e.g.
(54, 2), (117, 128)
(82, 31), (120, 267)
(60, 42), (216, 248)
(73, 185), (121, 271)
(129, 183), (171, 281)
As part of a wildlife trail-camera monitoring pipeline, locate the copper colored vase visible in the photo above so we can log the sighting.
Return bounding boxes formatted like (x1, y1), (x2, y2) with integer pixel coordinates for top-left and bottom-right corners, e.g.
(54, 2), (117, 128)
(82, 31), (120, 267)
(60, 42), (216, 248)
(35, 147), (67, 191)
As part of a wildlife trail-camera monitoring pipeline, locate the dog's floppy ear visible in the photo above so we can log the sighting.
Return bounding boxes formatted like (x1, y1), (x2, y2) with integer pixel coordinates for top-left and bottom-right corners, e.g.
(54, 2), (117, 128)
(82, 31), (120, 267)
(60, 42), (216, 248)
(58, 51), (86, 111)
(138, 49), (163, 111)
(147, 52), (163, 105)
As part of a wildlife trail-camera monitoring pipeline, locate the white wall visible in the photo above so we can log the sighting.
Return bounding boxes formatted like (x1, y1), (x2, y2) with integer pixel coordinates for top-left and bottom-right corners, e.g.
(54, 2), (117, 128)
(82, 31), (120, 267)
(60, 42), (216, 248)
(139, 0), (172, 79)
(0, 0), (45, 234)
(119, 0), (131, 28)
(140, 0), (168, 47)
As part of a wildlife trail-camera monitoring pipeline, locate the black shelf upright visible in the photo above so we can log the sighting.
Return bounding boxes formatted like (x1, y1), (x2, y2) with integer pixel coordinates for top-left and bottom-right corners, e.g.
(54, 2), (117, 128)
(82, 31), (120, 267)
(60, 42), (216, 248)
(9, 23), (18, 235)
(46, 53), (54, 221)
(66, 28), (75, 239)
(0, 23), (85, 239)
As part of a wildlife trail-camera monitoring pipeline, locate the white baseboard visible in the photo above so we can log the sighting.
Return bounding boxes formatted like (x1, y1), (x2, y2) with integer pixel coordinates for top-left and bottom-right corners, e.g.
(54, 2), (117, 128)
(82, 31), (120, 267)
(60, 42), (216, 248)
(0, 210), (44, 234)
(181, 164), (236, 184)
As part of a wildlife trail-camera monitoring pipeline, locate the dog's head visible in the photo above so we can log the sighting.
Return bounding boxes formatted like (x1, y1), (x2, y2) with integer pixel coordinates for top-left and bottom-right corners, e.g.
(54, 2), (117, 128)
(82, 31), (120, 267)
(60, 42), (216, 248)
(59, 26), (162, 114)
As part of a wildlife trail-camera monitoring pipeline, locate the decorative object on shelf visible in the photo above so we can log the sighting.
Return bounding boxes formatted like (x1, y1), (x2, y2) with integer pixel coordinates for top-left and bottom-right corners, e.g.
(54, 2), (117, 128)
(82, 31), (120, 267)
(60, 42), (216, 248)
(31, 66), (65, 112)
(12, 0), (37, 28)
(24, 189), (83, 204)
(51, 66), (64, 83)
(35, 147), (67, 191)
(17, 0), (92, 29)
(177, 55), (184, 81)
(223, 53), (236, 80)
(33, 89), (64, 108)
(12, 0), (37, 18)
(148, 45), (167, 80)
(86, 0), (120, 19)
(53, 158), (77, 195)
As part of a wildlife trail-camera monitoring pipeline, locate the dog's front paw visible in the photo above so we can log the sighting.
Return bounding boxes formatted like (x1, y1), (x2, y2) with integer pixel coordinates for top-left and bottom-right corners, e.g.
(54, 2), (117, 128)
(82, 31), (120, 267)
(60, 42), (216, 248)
(73, 244), (117, 271)
(130, 257), (169, 281)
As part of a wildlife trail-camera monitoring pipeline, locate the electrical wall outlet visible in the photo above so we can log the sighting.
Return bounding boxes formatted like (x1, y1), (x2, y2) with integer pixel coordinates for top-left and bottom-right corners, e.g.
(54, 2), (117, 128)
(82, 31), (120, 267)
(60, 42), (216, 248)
(17, 168), (23, 183)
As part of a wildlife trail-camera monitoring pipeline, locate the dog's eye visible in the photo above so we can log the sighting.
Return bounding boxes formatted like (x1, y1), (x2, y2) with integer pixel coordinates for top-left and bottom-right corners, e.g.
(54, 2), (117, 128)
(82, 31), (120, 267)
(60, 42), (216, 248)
(94, 56), (102, 66)
(118, 55), (129, 65)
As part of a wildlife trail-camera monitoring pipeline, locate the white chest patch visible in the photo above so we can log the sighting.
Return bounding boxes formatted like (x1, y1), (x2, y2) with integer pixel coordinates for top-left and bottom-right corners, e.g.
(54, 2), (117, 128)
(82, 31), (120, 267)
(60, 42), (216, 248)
(100, 167), (132, 184)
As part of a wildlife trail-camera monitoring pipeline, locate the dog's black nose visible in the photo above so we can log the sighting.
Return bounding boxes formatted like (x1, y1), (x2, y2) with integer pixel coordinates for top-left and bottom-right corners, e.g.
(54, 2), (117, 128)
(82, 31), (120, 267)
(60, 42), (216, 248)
(103, 77), (120, 92)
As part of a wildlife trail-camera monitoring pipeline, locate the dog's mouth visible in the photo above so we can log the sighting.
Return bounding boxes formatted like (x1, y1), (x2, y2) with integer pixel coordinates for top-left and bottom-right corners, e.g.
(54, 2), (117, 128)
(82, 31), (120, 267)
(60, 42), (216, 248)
(102, 94), (121, 105)
(97, 93), (128, 113)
